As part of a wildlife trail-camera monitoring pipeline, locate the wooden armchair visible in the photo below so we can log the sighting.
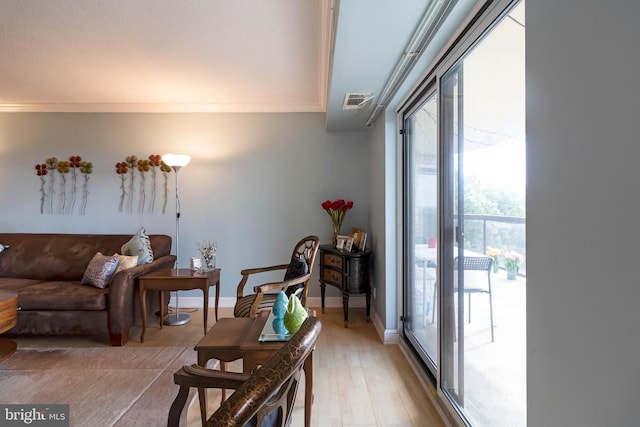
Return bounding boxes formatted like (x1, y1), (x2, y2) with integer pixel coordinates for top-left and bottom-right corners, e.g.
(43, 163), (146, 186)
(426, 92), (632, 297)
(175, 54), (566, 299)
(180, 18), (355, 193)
(234, 235), (320, 318)
(167, 317), (322, 427)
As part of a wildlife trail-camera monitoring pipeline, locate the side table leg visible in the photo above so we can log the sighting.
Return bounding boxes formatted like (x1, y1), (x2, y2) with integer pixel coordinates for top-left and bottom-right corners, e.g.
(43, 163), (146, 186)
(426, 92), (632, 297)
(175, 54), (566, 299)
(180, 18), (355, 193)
(139, 288), (147, 343)
(366, 291), (371, 322)
(203, 288), (209, 335)
(214, 278), (220, 321)
(159, 290), (165, 329)
(197, 354), (210, 425)
(342, 293), (349, 328)
(303, 351), (314, 427)
(197, 387), (207, 425)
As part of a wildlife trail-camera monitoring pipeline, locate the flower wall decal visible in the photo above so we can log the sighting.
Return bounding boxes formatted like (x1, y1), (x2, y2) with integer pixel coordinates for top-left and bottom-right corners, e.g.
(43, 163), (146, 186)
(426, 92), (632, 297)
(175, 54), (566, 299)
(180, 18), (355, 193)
(34, 155), (92, 215)
(115, 161), (129, 212)
(125, 155), (137, 213)
(148, 154), (162, 213)
(34, 163), (48, 214)
(79, 159), (93, 215)
(115, 154), (172, 214)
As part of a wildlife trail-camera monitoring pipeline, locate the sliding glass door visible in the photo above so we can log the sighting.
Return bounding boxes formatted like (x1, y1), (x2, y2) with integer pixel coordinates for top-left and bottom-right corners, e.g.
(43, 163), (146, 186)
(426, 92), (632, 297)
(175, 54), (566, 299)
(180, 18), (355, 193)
(404, 90), (439, 374)
(402, 1), (525, 425)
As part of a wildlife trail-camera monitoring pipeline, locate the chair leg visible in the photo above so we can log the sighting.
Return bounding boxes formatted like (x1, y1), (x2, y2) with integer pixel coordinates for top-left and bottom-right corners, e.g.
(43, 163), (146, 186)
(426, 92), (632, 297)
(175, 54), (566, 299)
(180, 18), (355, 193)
(431, 281), (437, 323)
(488, 282), (495, 342)
(168, 385), (191, 427)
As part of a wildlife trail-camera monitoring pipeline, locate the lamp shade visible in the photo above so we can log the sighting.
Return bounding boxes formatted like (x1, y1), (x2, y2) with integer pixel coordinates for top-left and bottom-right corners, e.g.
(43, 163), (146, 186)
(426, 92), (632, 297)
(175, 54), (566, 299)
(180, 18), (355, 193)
(162, 154), (191, 169)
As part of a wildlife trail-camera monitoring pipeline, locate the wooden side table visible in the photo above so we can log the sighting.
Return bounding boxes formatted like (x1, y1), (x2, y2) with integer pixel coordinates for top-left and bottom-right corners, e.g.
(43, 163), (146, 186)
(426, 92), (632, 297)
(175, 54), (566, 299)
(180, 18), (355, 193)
(138, 268), (220, 343)
(0, 290), (18, 362)
(194, 312), (315, 427)
(319, 244), (372, 327)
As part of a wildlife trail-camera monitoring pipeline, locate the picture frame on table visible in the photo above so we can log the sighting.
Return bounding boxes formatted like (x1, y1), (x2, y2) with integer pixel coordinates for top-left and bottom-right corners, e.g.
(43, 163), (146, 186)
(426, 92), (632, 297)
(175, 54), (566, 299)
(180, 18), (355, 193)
(344, 236), (354, 252)
(336, 235), (350, 250)
(350, 227), (365, 251)
(359, 232), (368, 251)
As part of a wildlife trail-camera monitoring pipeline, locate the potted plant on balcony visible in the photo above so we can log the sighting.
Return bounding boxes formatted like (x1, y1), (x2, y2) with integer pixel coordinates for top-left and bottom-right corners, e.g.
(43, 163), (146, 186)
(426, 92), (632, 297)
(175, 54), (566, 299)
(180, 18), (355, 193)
(503, 250), (523, 280)
(486, 246), (501, 273)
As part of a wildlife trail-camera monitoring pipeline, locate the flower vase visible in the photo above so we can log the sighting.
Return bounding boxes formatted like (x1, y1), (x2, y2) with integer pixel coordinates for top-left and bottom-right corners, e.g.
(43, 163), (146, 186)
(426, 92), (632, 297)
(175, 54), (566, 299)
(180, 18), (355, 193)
(507, 269), (518, 280)
(203, 255), (215, 270)
(492, 259), (500, 273)
(332, 223), (341, 246)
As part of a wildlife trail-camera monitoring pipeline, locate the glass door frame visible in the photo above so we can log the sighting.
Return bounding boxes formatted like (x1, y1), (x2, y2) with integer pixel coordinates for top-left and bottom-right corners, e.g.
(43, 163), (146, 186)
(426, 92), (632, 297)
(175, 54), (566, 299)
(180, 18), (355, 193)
(401, 83), (440, 378)
(397, 1), (524, 425)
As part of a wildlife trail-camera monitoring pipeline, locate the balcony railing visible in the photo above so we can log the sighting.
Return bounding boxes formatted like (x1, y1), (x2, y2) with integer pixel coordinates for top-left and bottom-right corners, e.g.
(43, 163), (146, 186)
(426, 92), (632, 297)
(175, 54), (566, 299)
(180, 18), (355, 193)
(462, 214), (526, 276)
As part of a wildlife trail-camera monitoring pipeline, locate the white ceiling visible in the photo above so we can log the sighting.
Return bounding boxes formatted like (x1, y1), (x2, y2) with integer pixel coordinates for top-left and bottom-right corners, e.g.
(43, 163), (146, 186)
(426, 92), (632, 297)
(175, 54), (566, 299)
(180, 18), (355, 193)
(0, 0), (331, 113)
(0, 0), (471, 131)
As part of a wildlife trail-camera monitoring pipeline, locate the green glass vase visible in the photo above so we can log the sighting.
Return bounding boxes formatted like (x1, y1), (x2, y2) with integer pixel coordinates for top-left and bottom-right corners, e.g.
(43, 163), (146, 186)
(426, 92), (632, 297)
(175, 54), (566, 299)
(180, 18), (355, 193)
(284, 294), (308, 334)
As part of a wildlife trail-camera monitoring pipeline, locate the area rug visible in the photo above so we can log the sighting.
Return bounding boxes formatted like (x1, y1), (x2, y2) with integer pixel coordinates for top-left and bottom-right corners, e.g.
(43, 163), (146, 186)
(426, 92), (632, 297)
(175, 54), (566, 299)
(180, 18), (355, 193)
(0, 345), (201, 426)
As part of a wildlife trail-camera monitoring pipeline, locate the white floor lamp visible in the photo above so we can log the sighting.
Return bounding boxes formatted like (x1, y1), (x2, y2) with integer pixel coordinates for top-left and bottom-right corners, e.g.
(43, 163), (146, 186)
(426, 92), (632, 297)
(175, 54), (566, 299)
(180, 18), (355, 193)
(162, 153), (191, 326)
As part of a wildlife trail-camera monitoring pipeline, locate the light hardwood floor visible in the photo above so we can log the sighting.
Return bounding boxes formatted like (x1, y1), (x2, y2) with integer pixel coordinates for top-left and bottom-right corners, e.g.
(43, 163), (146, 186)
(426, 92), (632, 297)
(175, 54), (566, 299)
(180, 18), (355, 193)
(8, 306), (446, 426)
(184, 306), (445, 427)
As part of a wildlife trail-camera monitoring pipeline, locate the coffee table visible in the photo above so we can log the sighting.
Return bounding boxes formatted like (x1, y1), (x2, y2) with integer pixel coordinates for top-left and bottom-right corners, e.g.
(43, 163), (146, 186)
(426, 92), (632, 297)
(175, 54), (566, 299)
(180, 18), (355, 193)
(138, 268), (220, 343)
(0, 290), (18, 362)
(194, 312), (315, 427)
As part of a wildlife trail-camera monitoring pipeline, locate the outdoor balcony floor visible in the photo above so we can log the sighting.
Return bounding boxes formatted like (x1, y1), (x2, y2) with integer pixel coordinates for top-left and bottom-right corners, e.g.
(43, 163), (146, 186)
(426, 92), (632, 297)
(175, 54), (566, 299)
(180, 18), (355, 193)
(411, 269), (526, 427)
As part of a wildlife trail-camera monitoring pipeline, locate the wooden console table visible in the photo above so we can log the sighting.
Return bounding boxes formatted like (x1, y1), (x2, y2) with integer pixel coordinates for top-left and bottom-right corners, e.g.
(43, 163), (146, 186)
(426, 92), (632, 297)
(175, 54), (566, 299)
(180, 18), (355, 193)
(319, 244), (372, 327)
(138, 268), (220, 343)
(0, 290), (18, 362)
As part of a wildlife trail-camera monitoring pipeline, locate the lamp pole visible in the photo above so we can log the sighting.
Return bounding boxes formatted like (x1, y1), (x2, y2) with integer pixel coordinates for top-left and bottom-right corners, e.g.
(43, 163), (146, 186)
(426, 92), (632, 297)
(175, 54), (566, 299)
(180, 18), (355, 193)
(162, 153), (191, 326)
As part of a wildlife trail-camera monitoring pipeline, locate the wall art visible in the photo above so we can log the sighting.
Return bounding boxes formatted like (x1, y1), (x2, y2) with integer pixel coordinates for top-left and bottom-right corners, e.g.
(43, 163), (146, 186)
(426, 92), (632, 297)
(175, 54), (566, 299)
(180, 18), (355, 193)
(34, 155), (93, 215)
(115, 154), (172, 214)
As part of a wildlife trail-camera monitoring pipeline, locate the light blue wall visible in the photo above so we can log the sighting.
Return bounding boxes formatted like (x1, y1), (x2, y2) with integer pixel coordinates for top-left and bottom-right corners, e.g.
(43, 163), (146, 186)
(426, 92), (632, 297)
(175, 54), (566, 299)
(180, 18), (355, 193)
(0, 112), (370, 301)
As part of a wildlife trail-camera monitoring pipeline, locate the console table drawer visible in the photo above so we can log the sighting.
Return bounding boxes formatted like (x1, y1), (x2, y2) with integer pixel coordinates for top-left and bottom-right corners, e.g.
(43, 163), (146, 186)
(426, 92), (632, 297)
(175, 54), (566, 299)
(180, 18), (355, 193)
(322, 253), (342, 269)
(321, 268), (342, 286)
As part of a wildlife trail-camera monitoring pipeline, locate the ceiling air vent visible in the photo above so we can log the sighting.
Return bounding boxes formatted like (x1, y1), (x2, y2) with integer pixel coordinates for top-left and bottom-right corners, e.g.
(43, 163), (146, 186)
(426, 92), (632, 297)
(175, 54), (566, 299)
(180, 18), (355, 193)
(342, 93), (374, 110)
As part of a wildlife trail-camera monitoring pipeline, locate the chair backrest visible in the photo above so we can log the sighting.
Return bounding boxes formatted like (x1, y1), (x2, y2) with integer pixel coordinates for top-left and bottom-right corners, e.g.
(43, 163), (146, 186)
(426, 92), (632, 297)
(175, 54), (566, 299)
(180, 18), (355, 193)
(291, 236), (320, 305)
(207, 317), (321, 427)
(291, 235), (320, 274)
(454, 256), (493, 292)
(457, 256), (493, 272)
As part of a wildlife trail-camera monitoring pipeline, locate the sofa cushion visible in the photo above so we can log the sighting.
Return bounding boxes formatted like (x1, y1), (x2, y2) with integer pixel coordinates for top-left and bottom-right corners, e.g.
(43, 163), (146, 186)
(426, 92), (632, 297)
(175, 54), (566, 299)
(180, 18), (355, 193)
(81, 252), (119, 289)
(112, 254), (139, 277)
(16, 281), (108, 311)
(0, 277), (46, 292)
(121, 228), (154, 265)
(0, 233), (172, 281)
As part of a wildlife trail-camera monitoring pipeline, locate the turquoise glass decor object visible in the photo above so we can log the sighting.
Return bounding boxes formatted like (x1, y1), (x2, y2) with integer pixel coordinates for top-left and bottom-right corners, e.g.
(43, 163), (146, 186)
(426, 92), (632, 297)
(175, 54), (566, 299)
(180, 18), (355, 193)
(273, 291), (288, 319)
(283, 293), (308, 334)
(272, 317), (289, 335)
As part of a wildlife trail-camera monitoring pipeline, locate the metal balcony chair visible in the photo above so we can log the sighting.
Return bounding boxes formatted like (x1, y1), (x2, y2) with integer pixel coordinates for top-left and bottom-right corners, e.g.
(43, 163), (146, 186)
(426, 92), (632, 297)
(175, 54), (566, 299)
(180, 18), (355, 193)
(456, 256), (494, 341)
(430, 256), (495, 342)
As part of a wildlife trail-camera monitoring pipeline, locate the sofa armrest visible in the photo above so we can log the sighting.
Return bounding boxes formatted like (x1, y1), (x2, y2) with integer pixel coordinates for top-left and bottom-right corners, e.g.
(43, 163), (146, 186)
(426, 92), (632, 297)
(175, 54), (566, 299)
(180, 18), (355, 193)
(107, 254), (177, 345)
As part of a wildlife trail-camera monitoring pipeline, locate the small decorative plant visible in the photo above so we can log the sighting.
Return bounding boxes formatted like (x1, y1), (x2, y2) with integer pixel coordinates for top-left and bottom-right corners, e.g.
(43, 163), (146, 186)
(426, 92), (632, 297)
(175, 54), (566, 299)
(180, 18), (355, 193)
(198, 241), (218, 269)
(486, 246), (501, 273)
(503, 250), (524, 280)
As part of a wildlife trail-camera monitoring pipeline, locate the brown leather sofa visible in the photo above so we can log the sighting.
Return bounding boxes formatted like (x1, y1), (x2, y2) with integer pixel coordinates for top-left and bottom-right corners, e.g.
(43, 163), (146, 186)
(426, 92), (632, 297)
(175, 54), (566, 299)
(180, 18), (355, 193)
(0, 233), (176, 346)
